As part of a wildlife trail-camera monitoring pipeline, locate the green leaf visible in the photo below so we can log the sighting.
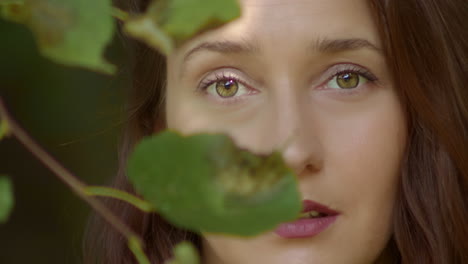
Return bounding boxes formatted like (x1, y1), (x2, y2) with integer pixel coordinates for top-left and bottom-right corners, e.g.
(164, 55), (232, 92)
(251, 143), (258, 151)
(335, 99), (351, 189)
(0, 0), (116, 74)
(124, 14), (174, 55)
(0, 176), (14, 224)
(124, 0), (241, 54)
(127, 131), (301, 237)
(0, 0), (23, 5)
(165, 241), (200, 264)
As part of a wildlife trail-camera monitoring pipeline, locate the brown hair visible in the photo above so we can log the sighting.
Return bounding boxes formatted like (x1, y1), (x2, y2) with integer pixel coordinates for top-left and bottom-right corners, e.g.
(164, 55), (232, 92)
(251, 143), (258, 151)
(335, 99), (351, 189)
(83, 0), (468, 263)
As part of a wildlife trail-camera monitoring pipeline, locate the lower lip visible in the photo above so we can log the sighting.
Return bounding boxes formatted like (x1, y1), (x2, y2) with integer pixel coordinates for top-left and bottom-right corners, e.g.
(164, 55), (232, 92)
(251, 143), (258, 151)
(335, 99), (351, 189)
(274, 215), (338, 238)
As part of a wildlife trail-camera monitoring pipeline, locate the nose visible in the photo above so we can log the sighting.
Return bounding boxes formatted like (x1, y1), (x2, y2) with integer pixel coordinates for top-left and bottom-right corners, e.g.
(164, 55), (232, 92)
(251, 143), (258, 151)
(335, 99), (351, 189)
(282, 134), (323, 177)
(272, 90), (324, 177)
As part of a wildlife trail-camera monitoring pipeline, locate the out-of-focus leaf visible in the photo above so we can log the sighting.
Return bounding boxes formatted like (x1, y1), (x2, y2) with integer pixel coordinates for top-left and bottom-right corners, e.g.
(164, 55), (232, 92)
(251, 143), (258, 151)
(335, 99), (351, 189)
(0, 0), (116, 74)
(127, 131), (301, 237)
(124, 0), (241, 54)
(0, 176), (14, 224)
(124, 14), (173, 56)
(0, 0), (23, 5)
(165, 241), (200, 264)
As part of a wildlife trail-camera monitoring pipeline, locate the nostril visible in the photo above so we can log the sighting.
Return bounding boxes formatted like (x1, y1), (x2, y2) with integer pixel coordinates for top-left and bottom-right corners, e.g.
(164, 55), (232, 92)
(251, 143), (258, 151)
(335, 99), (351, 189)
(295, 164), (320, 178)
(281, 138), (324, 176)
(305, 164), (318, 173)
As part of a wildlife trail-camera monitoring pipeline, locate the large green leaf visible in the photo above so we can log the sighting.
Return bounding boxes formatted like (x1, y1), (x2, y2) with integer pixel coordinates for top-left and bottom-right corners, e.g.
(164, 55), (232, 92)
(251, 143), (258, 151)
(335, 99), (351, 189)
(165, 241), (200, 264)
(0, 0), (115, 74)
(0, 176), (14, 224)
(127, 131), (301, 236)
(124, 0), (241, 54)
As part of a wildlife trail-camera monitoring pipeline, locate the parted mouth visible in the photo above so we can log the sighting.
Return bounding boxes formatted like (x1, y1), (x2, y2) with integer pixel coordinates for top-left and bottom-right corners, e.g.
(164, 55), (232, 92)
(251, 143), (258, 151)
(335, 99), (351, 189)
(299, 199), (340, 219)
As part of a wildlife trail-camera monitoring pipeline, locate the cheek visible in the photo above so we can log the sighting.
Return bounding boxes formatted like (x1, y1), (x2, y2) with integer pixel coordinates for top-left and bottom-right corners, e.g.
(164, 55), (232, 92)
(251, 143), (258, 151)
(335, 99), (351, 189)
(325, 106), (405, 198)
(320, 96), (406, 257)
(165, 85), (211, 133)
(315, 87), (406, 207)
(165, 82), (270, 150)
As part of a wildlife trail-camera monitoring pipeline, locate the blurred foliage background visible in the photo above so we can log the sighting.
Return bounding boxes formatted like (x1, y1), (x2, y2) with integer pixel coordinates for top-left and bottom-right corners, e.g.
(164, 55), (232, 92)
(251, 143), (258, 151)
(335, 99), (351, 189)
(0, 17), (129, 263)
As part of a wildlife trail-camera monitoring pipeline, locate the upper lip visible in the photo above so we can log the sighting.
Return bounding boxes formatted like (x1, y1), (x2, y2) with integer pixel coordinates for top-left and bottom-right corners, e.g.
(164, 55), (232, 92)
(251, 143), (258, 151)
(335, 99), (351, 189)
(302, 199), (340, 216)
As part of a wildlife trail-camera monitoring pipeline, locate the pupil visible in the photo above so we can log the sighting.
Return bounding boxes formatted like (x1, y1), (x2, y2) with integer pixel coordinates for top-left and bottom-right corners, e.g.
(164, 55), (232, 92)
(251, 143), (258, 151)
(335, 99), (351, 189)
(337, 72), (359, 89)
(224, 80), (234, 89)
(215, 79), (239, 97)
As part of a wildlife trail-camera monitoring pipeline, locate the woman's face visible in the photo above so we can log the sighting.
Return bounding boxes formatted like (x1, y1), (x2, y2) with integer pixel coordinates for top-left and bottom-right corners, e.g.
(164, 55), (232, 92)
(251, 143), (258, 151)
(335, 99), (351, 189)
(165, 0), (406, 263)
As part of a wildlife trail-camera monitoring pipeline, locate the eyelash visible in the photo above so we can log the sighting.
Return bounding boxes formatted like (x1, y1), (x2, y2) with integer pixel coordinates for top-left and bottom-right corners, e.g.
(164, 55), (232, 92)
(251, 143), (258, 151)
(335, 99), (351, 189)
(197, 72), (253, 104)
(197, 64), (378, 101)
(199, 72), (247, 91)
(329, 65), (378, 83)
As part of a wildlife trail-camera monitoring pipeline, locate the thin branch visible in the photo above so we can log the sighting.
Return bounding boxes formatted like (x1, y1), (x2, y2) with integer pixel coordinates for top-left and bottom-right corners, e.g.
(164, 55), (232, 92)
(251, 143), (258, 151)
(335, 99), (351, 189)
(0, 97), (149, 262)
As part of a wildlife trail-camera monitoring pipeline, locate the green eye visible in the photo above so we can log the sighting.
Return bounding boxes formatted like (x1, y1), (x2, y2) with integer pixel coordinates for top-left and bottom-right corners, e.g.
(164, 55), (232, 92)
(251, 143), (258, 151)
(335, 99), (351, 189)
(216, 79), (239, 97)
(329, 72), (368, 89)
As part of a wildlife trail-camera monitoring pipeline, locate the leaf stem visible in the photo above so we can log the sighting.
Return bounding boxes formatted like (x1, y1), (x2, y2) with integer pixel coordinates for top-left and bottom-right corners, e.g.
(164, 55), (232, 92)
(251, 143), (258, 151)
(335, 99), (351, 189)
(0, 117), (10, 140)
(85, 186), (155, 212)
(129, 236), (151, 264)
(111, 6), (130, 21)
(0, 98), (149, 263)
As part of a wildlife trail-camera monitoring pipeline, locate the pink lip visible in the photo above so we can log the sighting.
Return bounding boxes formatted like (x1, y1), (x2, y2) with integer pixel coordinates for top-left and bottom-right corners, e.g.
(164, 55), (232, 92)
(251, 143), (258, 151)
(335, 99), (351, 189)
(301, 199), (339, 215)
(274, 199), (339, 238)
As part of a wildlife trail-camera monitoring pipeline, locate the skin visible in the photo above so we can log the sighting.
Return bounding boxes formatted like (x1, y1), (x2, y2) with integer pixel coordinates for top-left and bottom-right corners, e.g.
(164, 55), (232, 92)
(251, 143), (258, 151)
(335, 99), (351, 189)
(164, 0), (407, 263)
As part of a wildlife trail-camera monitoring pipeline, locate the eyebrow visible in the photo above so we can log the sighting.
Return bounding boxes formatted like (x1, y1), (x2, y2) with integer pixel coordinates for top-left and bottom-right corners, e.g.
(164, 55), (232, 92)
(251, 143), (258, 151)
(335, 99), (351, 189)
(183, 40), (259, 63)
(314, 38), (382, 53)
(182, 37), (382, 63)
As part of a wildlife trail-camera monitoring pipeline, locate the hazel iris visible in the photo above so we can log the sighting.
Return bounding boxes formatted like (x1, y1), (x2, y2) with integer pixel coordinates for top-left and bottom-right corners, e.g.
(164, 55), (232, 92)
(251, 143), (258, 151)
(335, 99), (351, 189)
(336, 72), (359, 89)
(216, 79), (239, 97)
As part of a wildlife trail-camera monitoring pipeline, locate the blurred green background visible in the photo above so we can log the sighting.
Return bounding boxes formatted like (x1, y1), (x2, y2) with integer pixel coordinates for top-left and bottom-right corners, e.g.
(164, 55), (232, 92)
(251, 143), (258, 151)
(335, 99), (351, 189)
(0, 17), (129, 263)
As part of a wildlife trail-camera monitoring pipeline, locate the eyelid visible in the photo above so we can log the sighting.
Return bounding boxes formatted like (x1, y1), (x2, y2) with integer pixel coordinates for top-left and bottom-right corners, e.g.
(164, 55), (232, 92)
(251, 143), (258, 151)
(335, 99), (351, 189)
(330, 63), (378, 78)
(197, 64), (377, 100)
(196, 68), (259, 105)
(197, 68), (255, 91)
(327, 63), (377, 81)
(316, 63), (378, 89)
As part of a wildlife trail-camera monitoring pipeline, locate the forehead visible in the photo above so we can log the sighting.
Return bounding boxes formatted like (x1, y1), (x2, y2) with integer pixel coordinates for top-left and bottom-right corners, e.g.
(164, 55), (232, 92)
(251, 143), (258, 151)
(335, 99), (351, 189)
(238, 0), (377, 36)
(173, 0), (380, 59)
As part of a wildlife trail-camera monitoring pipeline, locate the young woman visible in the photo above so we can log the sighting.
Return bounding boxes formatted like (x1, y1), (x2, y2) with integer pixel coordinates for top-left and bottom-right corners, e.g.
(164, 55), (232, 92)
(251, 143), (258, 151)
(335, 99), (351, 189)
(84, 0), (468, 263)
